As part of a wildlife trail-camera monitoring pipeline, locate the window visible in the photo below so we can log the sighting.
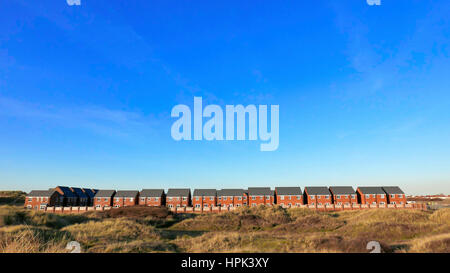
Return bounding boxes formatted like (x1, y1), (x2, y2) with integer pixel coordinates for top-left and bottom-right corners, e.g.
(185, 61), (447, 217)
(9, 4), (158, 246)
(365, 194), (370, 198)
(229, 204), (233, 207)
(288, 203), (292, 207)
(238, 197), (242, 200)
(223, 197), (227, 201)
(141, 198), (146, 202)
(252, 204), (256, 207)
(391, 194), (395, 198)
(379, 194), (384, 198)
(310, 195), (315, 199)
(326, 195), (330, 199)
(337, 195), (341, 199)
(351, 194), (356, 199)
(266, 196), (270, 200)
(130, 198), (134, 202)
(204, 204), (208, 207)
(97, 198), (101, 202)
(297, 196), (301, 200)
(310, 202), (315, 205)
(210, 197), (214, 201)
(195, 197), (200, 201)
(398, 194), (403, 198)
(28, 197), (33, 201)
(318, 203), (322, 206)
(195, 204), (200, 208)
(183, 197), (187, 201)
(168, 204), (173, 208)
(168, 197), (173, 201)
(392, 201), (396, 204)
(252, 196), (256, 200)
(280, 196), (284, 200)
(155, 197), (159, 201)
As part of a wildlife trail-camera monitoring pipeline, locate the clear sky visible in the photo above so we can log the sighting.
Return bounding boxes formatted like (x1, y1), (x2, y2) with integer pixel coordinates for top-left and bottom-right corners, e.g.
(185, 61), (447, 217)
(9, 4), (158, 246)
(0, 0), (449, 195)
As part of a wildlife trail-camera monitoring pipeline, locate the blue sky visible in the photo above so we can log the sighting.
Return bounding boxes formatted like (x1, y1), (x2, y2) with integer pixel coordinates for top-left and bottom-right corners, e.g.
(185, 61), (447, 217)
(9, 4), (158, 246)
(0, 0), (449, 195)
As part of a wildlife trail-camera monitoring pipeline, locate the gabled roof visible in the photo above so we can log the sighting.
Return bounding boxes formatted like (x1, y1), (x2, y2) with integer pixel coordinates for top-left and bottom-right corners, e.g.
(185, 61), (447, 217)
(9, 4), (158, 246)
(357, 187), (385, 194)
(140, 189), (165, 197)
(248, 187), (272, 196)
(304, 187), (331, 195)
(94, 190), (116, 198)
(275, 187), (302, 195)
(115, 190), (139, 198)
(71, 187), (88, 199)
(329, 186), (356, 195)
(193, 189), (217, 196)
(27, 190), (57, 197)
(54, 186), (78, 198)
(217, 189), (245, 196)
(382, 186), (405, 195)
(82, 188), (97, 198)
(167, 188), (191, 197)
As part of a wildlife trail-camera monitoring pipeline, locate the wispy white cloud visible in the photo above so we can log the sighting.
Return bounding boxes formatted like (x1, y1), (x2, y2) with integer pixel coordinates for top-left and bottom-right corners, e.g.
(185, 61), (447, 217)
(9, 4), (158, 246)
(0, 96), (164, 139)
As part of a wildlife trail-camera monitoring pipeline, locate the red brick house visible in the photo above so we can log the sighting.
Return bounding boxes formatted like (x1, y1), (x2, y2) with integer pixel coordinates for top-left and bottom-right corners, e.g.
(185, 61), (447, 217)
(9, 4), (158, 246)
(329, 186), (358, 205)
(53, 186), (79, 207)
(382, 186), (406, 205)
(217, 189), (248, 207)
(248, 187), (274, 207)
(139, 189), (165, 206)
(193, 189), (217, 208)
(304, 187), (332, 206)
(357, 187), (388, 205)
(93, 190), (116, 208)
(70, 187), (89, 206)
(24, 190), (60, 210)
(113, 190), (139, 207)
(166, 188), (191, 208)
(275, 187), (303, 207)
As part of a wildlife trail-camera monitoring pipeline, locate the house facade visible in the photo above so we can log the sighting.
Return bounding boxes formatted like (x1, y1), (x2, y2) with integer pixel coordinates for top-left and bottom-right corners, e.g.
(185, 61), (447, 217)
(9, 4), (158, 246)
(113, 191), (139, 207)
(275, 187), (303, 207)
(53, 186), (79, 207)
(382, 186), (406, 205)
(82, 188), (98, 206)
(248, 187), (274, 207)
(93, 190), (116, 208)
(70, 187), (89, 206)
(304, 187), (332, 206)
(192, 189), (217, 208)
(25, 190), (60, 210)
(329, 186), (358, 205)
(139, 189), (165, 206)
(166, 188), (191, 208)
(357, 187), (388, 205)
(217, 189), (248, 207)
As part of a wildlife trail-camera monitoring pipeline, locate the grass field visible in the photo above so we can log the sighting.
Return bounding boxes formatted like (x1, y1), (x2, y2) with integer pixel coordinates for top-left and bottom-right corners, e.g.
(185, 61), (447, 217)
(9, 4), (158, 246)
(0, 193), (448, 253)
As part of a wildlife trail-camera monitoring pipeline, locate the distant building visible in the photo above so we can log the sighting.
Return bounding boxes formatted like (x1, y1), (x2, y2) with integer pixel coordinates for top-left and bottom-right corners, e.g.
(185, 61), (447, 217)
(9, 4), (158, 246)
(275, 187), (303, 207)
(329, 186), (357, 205)
(217, 189), (247, 207)
(166, 188), (191, 208)
(357, 187), (387, 205)
(304, 187), (332, 206)
(139, 189), (165, 206)
(93, 190), (116, 208)
(113, 191), (139, 207)
(192, 189), (217, 208)
(82, 188), (98, 206)
(25, 190), (60, 210)
(248, 187), (274, 207)
(382, 186), (406, 205)
(70, 187), (88, 206)
(53, 186), (79, 206)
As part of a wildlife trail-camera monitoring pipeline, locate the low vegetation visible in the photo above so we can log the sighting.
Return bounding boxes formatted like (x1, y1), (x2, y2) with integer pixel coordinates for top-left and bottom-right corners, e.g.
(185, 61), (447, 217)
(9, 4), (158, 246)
(0, 191), (448, 253)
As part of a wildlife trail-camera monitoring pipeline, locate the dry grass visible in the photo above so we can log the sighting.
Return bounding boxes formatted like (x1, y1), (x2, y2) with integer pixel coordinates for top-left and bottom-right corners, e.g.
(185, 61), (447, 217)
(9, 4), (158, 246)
(0, 205), (448, 253)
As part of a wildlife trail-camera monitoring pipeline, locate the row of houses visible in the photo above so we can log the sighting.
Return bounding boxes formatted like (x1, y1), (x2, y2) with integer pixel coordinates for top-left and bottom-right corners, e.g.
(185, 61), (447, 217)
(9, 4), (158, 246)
(25, 185), (407, 210)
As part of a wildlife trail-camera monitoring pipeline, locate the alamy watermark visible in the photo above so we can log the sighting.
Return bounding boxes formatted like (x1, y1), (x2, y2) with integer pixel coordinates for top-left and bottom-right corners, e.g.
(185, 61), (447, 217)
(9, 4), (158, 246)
(66, 0), (81, 6)
(366, 0), (381, 6)
(171, 97), (279, 151)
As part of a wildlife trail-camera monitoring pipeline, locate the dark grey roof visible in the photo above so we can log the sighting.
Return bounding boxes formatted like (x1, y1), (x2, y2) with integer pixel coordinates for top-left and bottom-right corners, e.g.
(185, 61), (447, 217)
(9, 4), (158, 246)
(329, 186), (356, 195)
(358, 187), (385, 194)
(248, 187), (272, 196)
(115, 190), (139, 198)
(71, 187), (88, 199)
(382, 186), (405, 195)
(305, 187), (331, 195)
(275, 187), (302, 195)
(82, 188), (96, 198)
(27, 190), (56, 197)
(193, 189), (217, 196)
(54, 186), (78, 198)
(217, 189), (245, 196)
(167, 188), (191, 197)
(94, 190), (116, 198)
(140, 189), (165, 197)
